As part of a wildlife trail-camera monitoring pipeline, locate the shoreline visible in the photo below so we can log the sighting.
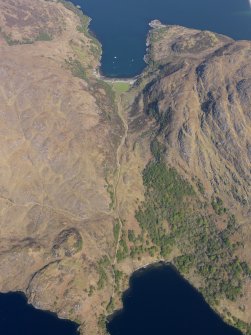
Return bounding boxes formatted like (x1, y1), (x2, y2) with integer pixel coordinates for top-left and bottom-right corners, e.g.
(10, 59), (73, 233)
(93, 68), (138, 85)
(72, 1), (159, 84)
(107, 261), (243, 335)
(92, 20), (162, 83)
(92, 20), (158, 84)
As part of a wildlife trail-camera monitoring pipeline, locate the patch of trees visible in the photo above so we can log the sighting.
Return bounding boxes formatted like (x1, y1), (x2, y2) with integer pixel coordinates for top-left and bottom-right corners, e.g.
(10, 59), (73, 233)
(135, 158), (249, 306)
(97, 256), (110, 290)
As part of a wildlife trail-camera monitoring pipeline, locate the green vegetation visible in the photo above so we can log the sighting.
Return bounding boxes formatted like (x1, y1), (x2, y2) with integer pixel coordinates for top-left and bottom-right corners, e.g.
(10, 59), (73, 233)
(174, 255), (195, 274)
(112, 82), (131, 93)
(35, 31), (52, 41)
(61, 0), (101, 54)
(76, 17), (101, 55)
(114, 269), (123, 292)
(2, 32), (20, 45)
(59, 0), (83, 15)
(136, 155), (249, 306)
(90, 43), (102, 58)
(193, 178), (205, 195)
(65, 58), (87, 81)
(97, 81), (116, 105)
(76, 16), (90, 35)
(105, 180), (115, 210)
(113, 219), (120, 242)
(1, 28), (52, 45)
(128, 230), (136, 243)
(150, 138), (165, 162)
(74, 236), (83, 252)
(116, 230), (129, 262)
(211, 196), (226, 215)
(230, 316), (251, 335)
(130, 245), (145, 259)
(97, 256), (110, 290)
(86, 285), (95, 297)
(136, 161), (194, 258)
(2, 31), (33, 45)
(126, 229), (153, 258)
(63, 0), (101, 79)
(106, 297), (115, 313)
(147, 104), (172, 132)
(94, 81), (117, 122)
(149, 27), (168, 43)
(197, 182), (205, 195)
(98, 314), (107, 332)
(76, 9), (101, 49)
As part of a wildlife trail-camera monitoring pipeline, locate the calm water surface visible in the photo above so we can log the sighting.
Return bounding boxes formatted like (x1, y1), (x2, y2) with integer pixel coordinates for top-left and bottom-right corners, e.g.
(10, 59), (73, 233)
(107, 264), (242, 335)
(0, 292), (79, 335)
(72, 0), (251, 77)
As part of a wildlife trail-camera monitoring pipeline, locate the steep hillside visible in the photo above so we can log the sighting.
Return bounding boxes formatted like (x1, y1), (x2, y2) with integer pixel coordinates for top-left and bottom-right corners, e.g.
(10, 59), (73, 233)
(126, 23), (251, 332)
(143, 24), (250, 213)
(0, 1), (124, 333)
(0, 2), (250, 335)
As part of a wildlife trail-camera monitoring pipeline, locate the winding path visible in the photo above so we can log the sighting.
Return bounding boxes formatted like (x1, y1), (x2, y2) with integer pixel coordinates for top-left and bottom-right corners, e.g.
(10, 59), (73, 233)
(110, 92), (129, 296)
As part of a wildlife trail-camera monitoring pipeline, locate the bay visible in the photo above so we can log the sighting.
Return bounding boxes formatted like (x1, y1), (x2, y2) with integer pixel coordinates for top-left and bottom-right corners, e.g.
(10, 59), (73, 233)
(0, 292), (79, 335)
(107, 264), (243, 335)
(72, 0), (251, 77)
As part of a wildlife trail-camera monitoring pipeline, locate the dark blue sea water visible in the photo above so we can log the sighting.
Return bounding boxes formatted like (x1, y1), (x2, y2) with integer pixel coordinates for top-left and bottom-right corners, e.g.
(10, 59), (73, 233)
(72, 0), (251, 77)
(107, 264), (242, 335)
(0, 266), (242, 335)
(0, 292), (79, 335)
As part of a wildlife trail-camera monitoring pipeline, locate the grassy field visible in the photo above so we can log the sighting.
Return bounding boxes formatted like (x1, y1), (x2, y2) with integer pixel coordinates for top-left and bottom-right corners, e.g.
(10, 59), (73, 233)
(112, 82), (131, 93)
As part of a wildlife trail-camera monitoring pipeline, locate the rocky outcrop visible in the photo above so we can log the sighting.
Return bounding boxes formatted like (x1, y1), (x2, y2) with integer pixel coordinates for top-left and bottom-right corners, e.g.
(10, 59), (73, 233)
(137, 25), (251, 217)
(128, 25), (251, 330)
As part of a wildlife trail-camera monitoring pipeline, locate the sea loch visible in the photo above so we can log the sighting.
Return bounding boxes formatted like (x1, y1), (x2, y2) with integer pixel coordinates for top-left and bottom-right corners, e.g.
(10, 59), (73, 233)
(72, 0), (251, 77)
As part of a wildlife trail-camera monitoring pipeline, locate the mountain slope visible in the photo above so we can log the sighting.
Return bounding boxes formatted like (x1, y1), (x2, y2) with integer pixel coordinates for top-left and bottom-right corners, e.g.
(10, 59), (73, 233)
(0, 2), (250, 335)
(126, 23), (251, 331)
(0, 0), (123, 332)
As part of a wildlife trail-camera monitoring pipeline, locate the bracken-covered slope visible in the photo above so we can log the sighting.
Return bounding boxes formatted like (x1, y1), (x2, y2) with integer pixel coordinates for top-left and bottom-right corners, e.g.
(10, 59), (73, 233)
(0, 1), (250, 335)
(0, 0), (124, 333)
